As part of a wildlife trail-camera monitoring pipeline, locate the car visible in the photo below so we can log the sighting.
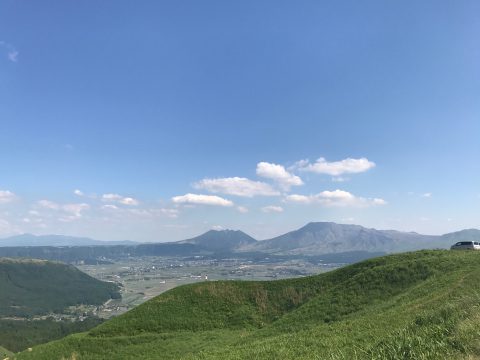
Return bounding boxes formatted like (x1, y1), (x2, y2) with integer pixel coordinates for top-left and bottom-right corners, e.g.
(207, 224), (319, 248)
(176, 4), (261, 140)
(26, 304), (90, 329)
(450, 241), (480, 250)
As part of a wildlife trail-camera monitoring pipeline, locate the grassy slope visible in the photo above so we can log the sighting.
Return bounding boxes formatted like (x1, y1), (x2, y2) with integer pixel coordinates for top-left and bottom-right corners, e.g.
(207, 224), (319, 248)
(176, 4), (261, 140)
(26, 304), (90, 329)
(0, 258), (120, 317)
(16, 251), (480, 359)
(0, 317), (103, 353)
(0, 345), (14, 359)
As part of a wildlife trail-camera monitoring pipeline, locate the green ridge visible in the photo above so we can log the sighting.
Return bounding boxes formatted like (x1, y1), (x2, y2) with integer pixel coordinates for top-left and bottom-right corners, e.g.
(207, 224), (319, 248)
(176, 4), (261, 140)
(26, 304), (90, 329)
(0, 258), (120, 317)
(15, 250), (480, 359)
(0, 258), (118, 354)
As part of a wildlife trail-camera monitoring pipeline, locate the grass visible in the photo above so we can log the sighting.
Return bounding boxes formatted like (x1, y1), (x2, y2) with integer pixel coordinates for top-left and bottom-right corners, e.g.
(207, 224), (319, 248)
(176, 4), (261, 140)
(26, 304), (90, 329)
(0, 318), (103, 353)
(0, 345), (14, 359)
(14, 250), (480, 359)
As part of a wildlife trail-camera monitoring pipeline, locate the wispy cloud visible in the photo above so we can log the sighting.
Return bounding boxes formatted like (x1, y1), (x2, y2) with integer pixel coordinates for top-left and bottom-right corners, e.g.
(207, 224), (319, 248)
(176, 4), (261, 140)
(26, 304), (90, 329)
(102, 193), (140, 206)
(296, 157), (375, 176)
(0, 190), (17, 204)
(194, 177), (279, 197)
(0, 41), (19, 62)
(0, 218), (21, 236)
(36, 200), (90, 222)
(261, 205), (284, 213)
(285, 190), (386, 208)
(172, 193), (234, 207)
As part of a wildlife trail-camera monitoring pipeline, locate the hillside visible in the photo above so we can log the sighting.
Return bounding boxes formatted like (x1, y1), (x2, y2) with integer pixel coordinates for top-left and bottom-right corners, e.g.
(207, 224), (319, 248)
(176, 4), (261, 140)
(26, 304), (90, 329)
(0, 258), (120, 317)
(245, 222), (450, 255)
(16, 250), (480, 359)
(440, 229), (480, 243)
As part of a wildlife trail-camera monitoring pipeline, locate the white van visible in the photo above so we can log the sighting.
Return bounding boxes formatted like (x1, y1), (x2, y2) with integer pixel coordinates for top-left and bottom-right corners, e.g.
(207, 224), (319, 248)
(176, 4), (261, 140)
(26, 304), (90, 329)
(450, 241), (480, 250)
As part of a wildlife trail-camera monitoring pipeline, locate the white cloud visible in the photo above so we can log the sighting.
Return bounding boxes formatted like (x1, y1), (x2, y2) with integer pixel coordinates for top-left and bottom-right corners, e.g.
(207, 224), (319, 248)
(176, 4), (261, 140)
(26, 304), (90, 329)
(121, 197), (139, 206)
(284, 194), (311, 204)
(285, 190), (387, 208)
(211, 225), (225, 231)
(194, 177), (279, 197)
(102, 193), (139, 206)
(62, 203), (90, 218)
(0, 190), (17, 204)
(332, 177), (348, 183)
(102, 204), (119, 211)
(157, 208), (180, 218)
(74, 189), (84, 197)
(0, 218), (21, 236)
(421, 193), (432, 198)
(372, 198), (387, 206)
(172, 193), (234, 207)
(37, 200), (90, 221)
(262, 205), (284, 213)
(102, 194), (123, 202)
(256, 162), (303, 190)
(130, 208), (179, 219)
(237, 206), (249, 213)
(8, 50), (18, 62)
(298, 157), (376, 176)
(0, 41), (18, 62)
(37, 200), (60, 210)
(101, 205), (179, 219)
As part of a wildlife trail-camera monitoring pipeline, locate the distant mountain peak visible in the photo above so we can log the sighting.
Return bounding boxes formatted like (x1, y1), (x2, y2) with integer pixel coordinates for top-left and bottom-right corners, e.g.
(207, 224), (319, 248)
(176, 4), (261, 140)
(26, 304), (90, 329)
(180, 229), (256, 252)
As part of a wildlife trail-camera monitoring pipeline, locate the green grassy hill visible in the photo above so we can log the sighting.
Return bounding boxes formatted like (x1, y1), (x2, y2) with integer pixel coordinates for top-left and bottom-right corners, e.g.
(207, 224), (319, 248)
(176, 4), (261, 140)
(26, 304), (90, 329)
(0, 258), (120, 317)
(1, 345), (14, 359)
(15, 250), (480, 359)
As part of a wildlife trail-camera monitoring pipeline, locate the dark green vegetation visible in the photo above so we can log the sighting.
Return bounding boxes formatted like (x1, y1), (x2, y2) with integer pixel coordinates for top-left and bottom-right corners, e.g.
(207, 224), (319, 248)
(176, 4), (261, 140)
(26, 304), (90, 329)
(0, 317), (103, 353)
(0, 258), (120, 317)
(15, 250), (480, 359)
(0, 258), (119, 354)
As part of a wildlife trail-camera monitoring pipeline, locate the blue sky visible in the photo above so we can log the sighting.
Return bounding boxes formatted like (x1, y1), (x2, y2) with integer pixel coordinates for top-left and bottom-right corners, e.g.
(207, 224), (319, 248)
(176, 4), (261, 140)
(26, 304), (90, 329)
(0, 0), (479, 242)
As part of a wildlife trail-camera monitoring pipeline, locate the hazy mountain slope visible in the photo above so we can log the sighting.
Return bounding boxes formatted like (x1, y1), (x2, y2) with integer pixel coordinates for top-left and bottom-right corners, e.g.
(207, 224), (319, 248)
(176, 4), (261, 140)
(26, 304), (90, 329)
(18, 250), (480, 360)
(1, 225), (478, 263)
(0, 258), (120, 317)
(246, 222), (451, 255)
(178, 230), (257, 252)
(441, 229), (480, 243)
(0, 234), (137, 247)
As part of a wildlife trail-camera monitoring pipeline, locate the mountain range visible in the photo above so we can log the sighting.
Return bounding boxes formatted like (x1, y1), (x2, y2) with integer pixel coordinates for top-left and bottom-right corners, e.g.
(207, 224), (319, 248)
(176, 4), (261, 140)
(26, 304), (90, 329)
(0, 234), (137, 247)
(0, 223), (479, 261)
(161, 222), (479, 255)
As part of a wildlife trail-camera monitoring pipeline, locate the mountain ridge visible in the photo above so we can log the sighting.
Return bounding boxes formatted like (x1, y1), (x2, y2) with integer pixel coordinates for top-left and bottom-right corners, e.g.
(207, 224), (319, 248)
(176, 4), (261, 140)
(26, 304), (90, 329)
(178, 229), (257, 252)
(240, 222), (459, 255)
(0, 234), (137, 247)
(1, 223), (479, 261)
